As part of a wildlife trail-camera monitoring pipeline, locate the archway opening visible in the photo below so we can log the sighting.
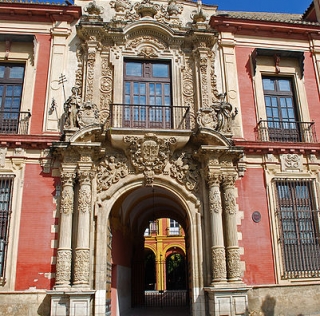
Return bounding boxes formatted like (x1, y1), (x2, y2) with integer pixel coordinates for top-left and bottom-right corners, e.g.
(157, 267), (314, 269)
(109, 185), (191, 315)
(166, 252), (186, 290)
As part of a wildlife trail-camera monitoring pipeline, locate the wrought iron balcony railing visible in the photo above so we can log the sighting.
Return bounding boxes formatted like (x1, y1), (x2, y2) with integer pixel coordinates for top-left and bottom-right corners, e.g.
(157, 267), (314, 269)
(0, 111), (31, 134)
(257, 120), (317, 143)
(110, 104), (190, 130)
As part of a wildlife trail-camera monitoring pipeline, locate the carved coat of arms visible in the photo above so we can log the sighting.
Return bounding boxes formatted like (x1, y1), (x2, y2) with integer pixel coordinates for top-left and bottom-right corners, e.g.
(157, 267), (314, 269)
(124, 133), (176, 185)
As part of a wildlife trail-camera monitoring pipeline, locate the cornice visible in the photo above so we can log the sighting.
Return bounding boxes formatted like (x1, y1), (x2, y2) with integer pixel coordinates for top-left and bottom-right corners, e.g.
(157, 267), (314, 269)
(0, 134), (60, 149)
(0, 3), (81, 24)
(233, 139), (320, 155)
(210, 16), (320, 39)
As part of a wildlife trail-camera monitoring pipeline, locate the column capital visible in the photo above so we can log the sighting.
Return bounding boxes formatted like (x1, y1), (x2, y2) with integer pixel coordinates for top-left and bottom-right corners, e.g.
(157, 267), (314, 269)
(207, 172), (222, 187)
(60, 171), (76, 186)
(221, 173), (237, 189)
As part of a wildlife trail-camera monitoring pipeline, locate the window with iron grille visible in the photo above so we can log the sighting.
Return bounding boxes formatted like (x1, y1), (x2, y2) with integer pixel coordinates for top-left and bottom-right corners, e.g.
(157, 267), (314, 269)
(123, 60), (172, 128)
(0, 63), (25, 134)
(0, 176), (14, 278)
(262, 76), (300, 142)
(274, 179), (320, 279)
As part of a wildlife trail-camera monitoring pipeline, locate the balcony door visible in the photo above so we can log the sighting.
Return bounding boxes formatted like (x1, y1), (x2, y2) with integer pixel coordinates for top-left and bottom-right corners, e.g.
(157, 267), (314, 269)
(263, 77), (300, 141)
(0, 63), (24, 133)
(124, 60), (171, 128)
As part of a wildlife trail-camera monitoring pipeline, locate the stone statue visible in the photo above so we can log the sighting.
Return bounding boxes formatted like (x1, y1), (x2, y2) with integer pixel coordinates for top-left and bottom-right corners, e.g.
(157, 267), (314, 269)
(64, 86), (81, 129)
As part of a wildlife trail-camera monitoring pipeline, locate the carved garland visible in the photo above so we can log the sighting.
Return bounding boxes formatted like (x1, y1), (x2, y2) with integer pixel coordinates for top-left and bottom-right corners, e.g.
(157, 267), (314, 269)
(85, 46), (96, 102)
(100, 57), (113, 126)
(182, 58), (196, 129)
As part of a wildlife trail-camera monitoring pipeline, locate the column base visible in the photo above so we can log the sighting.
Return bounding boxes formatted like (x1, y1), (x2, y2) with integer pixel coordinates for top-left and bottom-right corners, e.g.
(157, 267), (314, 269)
(205, 284), (251, 316)
(48, 289), (95, 316)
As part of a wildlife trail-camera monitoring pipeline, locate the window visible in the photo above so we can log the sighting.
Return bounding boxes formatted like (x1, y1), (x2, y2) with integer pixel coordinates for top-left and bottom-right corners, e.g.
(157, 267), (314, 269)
(0, 63), (25, 134)
(169, 219), (180, 236)
(262, 76), (300, 142)
(123, 60), (171, 128)
(0, 176), (14, 278)
(144, 220), (158, 236)
(274, 179), (320, 279)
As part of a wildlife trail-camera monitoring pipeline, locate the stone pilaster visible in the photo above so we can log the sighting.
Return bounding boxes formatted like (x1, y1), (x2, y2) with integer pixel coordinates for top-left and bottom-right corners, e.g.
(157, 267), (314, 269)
(207, 172), (227, 283)
(55, 170), (76, 288)
(73, 168), (94, 288)
(222, 174), (241, 281)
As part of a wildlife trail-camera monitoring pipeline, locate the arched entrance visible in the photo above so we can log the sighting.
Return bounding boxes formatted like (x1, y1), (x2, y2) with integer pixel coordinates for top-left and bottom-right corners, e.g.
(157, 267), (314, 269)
(106, 184), (199, 316)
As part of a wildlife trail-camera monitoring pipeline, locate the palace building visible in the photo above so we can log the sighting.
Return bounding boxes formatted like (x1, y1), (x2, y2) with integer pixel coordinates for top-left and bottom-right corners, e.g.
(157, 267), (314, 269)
(0, 0), (320, 315)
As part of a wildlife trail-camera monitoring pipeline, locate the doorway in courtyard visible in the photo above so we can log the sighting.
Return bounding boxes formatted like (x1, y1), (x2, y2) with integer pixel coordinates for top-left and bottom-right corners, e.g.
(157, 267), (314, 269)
(108, 185), (192, 315)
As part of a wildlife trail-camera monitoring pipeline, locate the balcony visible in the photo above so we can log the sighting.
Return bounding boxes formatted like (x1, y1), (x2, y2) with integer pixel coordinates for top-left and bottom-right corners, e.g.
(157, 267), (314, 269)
(0, 111), (31, 134)
(257, 120), (317, 143)
(110, 104), (190, 130)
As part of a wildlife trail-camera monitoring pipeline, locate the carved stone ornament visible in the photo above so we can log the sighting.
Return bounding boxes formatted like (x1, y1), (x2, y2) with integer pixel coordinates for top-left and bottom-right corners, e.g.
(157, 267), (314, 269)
(97, 155), (128, 192)
(170, 153), (200, 192)
(61, 189), (74, 215)
(74, 249), (90, 284)
(0, 147), (7, 168)
(212, 247), (227, 281)
(224, 190), (236, 215)
(209, 186), (222, 214)
(55, 249), (71, 285)
(280, 153), (303, 172)
(84, 0), (104, 16)
(110, 0), (131, 12)
(197, 107), (218, 129)
(77, 101), (99, 128)
(197, 93), (237, 135)
(135, 0), (159, 18)
(124, 133), (176, 185)
(78, 188), (92, 213)
(109, 0), (183, 27)
(227, 247), (241, 280)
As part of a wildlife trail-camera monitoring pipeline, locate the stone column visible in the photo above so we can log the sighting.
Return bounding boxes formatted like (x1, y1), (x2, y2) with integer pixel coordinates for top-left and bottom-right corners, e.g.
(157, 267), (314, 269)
(222, 174), (241, 281)
(73, 168), (94, 288)
(207, 172), (227, 283)
(55, 170), (76, 288)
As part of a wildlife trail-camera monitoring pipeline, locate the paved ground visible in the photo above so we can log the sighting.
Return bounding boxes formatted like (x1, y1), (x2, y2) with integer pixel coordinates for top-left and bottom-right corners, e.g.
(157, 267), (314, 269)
(122, 306), (190, 316)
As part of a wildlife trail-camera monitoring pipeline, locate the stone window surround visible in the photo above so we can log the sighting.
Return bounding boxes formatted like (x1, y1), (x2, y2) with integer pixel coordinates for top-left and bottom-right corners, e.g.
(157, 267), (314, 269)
(266, 172), (320, 284)
(252, 52), (310, 125)
(0, 37), (36, 115)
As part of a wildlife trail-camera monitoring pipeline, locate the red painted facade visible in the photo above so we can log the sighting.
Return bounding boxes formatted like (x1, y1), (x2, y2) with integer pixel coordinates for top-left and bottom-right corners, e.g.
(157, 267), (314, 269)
(237, 168), (275, 285)
(16, 165), (58, 290)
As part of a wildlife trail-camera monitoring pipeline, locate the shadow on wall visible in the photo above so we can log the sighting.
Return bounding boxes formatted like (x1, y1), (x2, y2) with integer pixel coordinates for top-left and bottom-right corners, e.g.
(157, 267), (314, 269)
(37, 294), (51, 316)
(247, 294), (276, 316)
(261, 295), (276, 316)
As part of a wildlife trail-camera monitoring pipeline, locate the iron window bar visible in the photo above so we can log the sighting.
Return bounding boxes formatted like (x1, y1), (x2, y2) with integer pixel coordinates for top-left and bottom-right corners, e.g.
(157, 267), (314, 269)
(274, 179), (320, 279)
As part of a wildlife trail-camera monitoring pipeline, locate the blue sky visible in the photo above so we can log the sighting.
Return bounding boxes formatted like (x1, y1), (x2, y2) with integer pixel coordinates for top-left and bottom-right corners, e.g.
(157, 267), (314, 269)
(206, 0), (312, 14)
(52, 0), (312, 15)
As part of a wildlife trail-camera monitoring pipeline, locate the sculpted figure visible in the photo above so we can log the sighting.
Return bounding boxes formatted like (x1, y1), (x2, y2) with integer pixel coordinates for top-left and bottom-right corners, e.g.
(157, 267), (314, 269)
(64, 86), (81, 129)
